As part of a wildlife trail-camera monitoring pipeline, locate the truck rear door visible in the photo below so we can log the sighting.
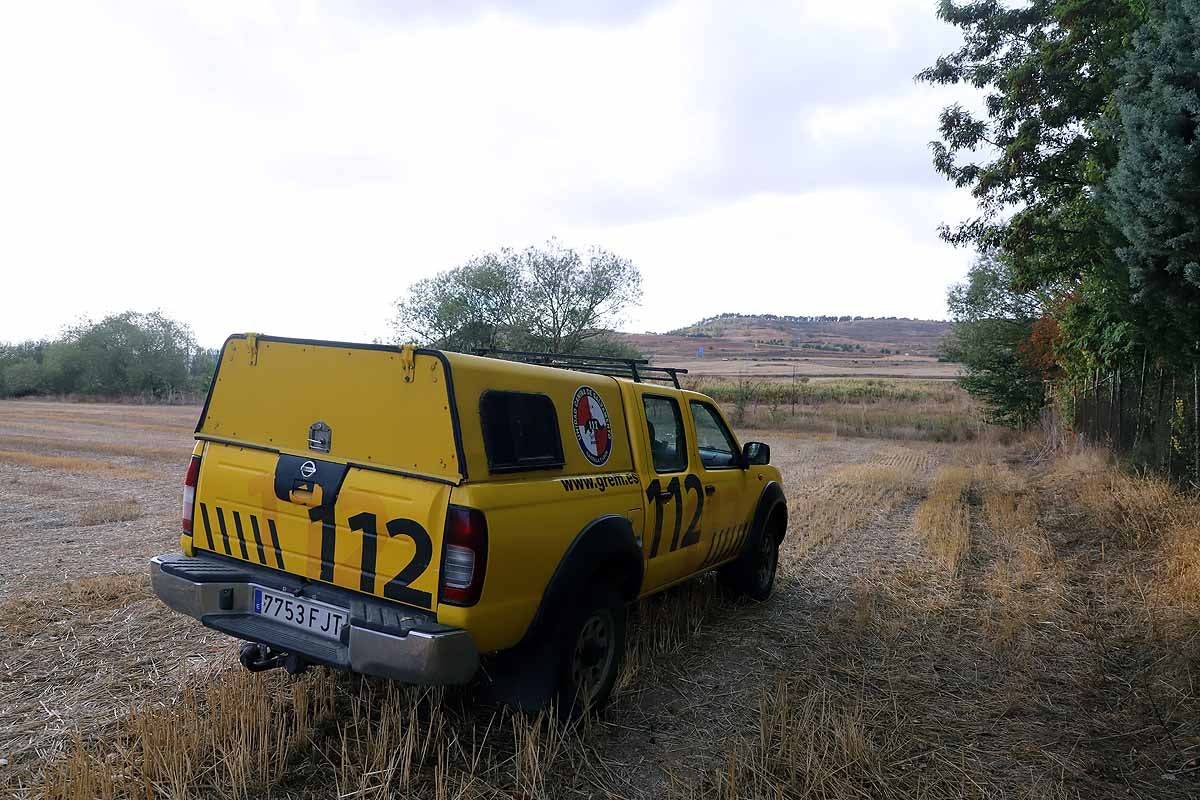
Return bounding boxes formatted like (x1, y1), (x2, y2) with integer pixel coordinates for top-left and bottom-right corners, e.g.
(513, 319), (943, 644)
(190, 336), (465, 613)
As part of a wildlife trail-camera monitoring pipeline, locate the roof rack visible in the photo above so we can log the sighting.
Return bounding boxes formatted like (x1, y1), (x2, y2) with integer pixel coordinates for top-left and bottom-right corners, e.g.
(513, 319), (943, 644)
(474, 349), (688, 389)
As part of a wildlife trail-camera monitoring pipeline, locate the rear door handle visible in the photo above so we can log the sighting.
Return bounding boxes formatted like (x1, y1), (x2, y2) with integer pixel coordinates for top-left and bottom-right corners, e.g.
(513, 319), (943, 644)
(704, 485), (716, 496)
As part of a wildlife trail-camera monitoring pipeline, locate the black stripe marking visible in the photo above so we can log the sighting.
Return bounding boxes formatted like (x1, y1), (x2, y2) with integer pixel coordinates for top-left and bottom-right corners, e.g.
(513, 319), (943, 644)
(732, 522), (748, 557)
(215, 506), (232, 555)
(267, 519), (285, 569)
(719, 523), (744, 563)
(709, 526), (729, 568)
(716, 525), (734, 563)
(701, 526), (722, 568)
(199, 503), (215, 551)
(231, 511), (250, 560)
(733, 522), (749, 557)
(248, 514), (267, 565)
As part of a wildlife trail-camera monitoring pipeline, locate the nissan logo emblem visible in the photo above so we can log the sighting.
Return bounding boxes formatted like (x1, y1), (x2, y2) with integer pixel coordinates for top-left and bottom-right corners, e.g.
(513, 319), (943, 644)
(299, 460), (318, 479)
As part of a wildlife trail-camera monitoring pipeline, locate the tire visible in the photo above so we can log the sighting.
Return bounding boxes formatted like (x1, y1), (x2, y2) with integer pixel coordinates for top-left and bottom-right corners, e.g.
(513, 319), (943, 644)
(555, 584), (625, 718)
(719, 524), (779, 602)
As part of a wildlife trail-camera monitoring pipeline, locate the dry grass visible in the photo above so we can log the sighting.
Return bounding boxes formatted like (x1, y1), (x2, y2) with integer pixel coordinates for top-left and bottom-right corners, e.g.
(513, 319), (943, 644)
(77, 498), (142, 527)
(670, 681), (908, 800)
(785, 461), (925, 566)
(615, 578), (724, 699)
(0, 450), (161, 481)
(35, 667), (594, 800)
(674, 444), (1200, 799)
(912, 466), (973, 575)
(8, 399), (1200, 798)
(0, 434), (182, 462)
(0, 574), (147, 639)
(1051, 450), (1179, 547)
(1047, 448), (1200, 610)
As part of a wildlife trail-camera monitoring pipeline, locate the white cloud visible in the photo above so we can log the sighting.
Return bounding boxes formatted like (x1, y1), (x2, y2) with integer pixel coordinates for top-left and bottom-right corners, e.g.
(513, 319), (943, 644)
(0, 0), (975, 347)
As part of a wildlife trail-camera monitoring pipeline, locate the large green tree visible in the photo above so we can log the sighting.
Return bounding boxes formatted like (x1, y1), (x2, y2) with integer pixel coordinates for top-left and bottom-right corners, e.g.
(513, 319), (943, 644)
(392, 240), (643, 355)
(944, 252), (1056, 426)
(918, 0), (1141, 290)
(1106, 0), (1200, 362)
(920, 0), (1158, 419)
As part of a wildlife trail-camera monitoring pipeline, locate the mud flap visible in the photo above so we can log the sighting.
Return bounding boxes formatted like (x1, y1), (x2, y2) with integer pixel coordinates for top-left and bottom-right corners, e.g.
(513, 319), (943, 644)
(475, 635), (560, 712)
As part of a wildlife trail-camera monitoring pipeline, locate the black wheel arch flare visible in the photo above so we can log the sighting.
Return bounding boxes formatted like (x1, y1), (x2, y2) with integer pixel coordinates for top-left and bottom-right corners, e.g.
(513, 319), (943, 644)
(749, 481), (788, 551)
(517, 514), (643, 648)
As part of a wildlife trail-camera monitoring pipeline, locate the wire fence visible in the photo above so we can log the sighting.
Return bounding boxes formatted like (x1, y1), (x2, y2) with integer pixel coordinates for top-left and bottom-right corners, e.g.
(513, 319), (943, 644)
(1046, 360), (1200, 489)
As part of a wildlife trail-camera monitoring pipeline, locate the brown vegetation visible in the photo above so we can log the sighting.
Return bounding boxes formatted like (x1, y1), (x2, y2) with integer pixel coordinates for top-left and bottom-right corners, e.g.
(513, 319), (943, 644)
(0, 450), (162, 481)
(3, 392), (1200, 798)
(912, 465), (973, 574)
(77, 498), (143, 527)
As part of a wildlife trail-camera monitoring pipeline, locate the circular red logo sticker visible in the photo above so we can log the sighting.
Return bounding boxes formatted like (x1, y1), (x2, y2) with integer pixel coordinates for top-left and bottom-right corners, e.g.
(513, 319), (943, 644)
(572, 385), (612, 467)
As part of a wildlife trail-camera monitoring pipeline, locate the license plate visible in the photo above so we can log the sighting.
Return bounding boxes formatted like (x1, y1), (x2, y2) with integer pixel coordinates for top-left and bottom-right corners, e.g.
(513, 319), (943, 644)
(253, 587), (347, 641)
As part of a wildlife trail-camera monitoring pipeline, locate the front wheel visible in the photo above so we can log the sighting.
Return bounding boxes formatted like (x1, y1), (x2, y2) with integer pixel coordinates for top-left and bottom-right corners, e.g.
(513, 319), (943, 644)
(556, 585), (625, 718)
(720, 527), (779, 602)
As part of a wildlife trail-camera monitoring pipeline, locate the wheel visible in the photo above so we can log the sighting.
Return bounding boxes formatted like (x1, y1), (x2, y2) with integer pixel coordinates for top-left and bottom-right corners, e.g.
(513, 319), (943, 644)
(719, 525), (779, 602)
(556, 585), (625, 718)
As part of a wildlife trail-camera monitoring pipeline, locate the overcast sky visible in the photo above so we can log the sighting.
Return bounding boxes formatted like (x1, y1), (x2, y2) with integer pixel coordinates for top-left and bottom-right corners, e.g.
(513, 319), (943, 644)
(1, 1), (977, 348)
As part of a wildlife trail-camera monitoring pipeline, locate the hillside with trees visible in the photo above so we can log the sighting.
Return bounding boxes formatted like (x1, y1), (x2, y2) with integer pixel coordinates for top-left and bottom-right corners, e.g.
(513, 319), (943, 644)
(664, 313), (951, 355)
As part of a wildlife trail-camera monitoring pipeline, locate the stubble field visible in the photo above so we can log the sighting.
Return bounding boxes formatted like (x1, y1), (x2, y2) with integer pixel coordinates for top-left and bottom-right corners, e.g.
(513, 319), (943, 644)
(1, 390), (1199, 799)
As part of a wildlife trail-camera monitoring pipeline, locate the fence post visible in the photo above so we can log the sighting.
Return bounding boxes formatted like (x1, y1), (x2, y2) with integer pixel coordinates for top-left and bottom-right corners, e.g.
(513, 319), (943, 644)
(1194, 361), (1198, 488)
(1075, 383), (1084, 441)
(1134, 350), (1147, 449)
(1152, 367), (1161, 472)
(1108, 369), (1118, 450)
(1168, 371), (1177, 481)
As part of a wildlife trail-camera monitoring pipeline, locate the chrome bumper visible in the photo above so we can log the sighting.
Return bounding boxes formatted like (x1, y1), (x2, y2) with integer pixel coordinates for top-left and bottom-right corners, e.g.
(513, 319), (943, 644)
(150, 555), (478, 685)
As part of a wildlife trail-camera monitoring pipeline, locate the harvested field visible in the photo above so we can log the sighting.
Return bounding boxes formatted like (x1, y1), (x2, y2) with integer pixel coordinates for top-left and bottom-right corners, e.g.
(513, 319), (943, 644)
(1, 396), (1199, 798)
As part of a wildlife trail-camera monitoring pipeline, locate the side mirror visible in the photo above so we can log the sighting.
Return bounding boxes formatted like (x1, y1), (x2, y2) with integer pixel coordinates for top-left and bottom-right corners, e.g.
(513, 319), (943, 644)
(742, 441), (770, 466)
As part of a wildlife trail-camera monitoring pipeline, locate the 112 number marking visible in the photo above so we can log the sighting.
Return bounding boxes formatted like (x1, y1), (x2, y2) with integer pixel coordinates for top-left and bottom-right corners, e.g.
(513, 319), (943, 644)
(645, 474), (704, 558)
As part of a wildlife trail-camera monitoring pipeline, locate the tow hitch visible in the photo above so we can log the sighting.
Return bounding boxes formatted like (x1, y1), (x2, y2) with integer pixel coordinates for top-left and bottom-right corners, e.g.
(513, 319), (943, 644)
(238, 642), (309, 675)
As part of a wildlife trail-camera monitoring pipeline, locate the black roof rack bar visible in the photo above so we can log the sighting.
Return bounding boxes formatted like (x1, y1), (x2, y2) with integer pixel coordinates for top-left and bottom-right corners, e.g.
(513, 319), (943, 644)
(477, 349), (650, 365)
(474, 349), (688, 389)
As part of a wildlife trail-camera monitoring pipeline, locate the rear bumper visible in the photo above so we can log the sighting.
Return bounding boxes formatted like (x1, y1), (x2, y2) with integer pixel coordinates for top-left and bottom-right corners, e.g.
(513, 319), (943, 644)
(150, 553), (478, 685)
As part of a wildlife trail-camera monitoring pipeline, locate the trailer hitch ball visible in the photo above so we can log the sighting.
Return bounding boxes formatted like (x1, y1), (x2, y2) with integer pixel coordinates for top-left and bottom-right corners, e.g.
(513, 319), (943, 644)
(239, 642), (286, 672)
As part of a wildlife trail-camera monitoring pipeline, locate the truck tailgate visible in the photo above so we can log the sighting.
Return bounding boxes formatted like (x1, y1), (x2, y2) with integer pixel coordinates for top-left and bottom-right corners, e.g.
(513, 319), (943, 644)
(189, 337), (464, 612)
(194, 443), (449, 611)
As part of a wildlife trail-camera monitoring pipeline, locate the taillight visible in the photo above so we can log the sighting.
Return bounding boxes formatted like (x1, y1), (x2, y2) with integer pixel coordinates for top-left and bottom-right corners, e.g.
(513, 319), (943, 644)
(182, 455), (201, 534)
(440, 506), (488, 606)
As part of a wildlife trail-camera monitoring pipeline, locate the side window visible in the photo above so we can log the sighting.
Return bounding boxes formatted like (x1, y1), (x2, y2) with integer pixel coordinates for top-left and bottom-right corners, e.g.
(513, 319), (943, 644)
(643, 395), (688, 473)
(689, 401), (740, 469)
(479, 391), (564, 472)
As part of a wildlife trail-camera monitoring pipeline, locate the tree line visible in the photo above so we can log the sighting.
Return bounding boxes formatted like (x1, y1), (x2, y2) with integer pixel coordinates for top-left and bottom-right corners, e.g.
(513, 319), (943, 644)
(927, 0), (1200, 439)
(0, 312), (217, 401)
(1, 240), (645, 402)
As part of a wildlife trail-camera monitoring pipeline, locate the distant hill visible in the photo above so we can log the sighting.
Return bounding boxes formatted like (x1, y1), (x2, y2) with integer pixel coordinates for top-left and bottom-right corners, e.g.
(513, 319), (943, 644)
(622, 314), (951, 356)
(613, 314), (956, 379)
(668, 314), (949, 354)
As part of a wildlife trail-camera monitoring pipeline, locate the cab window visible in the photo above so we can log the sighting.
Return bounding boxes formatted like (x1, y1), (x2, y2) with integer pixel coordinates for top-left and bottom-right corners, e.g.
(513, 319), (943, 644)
(643, 395), (688, 473)
(480, 391), (564, 472)
(689, 401), (740, 469)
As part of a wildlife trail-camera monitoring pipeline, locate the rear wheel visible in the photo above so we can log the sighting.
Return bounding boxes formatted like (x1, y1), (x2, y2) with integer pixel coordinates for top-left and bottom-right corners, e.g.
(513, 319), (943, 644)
(556, 585), (625, 718)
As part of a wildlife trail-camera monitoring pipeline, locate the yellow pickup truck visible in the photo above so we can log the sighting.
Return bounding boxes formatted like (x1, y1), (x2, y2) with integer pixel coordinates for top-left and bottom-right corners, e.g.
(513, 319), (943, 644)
(152, 335), (787, 713)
